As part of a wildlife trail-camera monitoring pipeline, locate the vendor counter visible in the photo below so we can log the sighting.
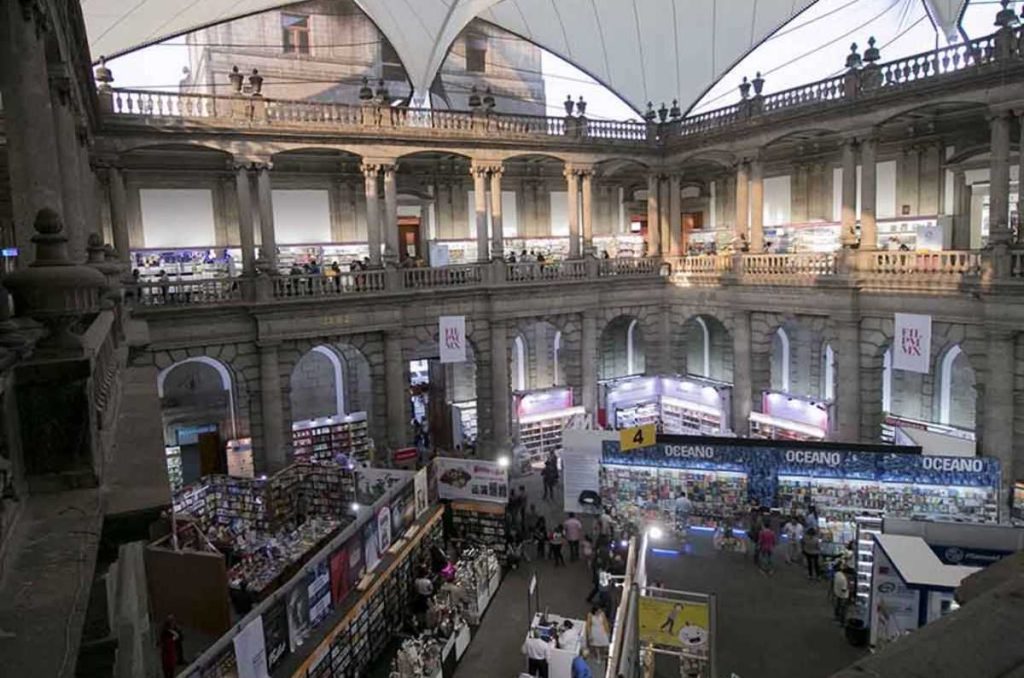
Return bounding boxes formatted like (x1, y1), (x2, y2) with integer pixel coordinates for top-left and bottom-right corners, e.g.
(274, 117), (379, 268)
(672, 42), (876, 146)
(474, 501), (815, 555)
(526, 613), (585, 678)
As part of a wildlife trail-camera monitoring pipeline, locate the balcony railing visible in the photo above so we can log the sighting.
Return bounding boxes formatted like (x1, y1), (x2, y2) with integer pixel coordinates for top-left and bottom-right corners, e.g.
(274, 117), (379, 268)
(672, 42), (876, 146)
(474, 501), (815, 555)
(125, 249), (1022, 310)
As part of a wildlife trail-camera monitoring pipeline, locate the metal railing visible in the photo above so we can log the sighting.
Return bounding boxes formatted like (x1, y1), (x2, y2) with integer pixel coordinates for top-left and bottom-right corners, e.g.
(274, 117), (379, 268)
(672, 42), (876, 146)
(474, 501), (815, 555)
(130, 278), (242, 305)
(273, 271), (387, 296)
(403, 264), (483, 288)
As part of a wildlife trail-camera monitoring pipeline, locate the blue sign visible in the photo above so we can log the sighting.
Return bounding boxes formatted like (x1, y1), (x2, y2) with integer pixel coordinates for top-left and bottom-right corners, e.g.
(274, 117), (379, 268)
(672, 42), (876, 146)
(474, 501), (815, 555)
(601, 437), (1000, 509)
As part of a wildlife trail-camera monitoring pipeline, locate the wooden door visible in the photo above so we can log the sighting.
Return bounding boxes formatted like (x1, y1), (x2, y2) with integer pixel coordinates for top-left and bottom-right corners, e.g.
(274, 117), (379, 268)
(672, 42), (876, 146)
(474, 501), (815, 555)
(682, 211), (703, 252)
(398, 218), (420, 260)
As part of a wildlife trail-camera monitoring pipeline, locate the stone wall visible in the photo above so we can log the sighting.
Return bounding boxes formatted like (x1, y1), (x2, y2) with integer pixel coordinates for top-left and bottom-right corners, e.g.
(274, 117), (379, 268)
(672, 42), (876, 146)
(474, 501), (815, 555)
(289, 348), (341, 423)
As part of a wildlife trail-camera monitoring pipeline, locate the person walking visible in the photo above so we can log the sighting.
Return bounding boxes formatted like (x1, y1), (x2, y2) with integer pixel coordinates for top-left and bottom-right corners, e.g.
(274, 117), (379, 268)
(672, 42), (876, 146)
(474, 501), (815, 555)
(585, 604), (611, 662)
(571, 649), (593, 678)
(833, 567), (852, 623)
(757, 523), (776, 574)
(749, 509), (765, 567)
(784, 516), (804, 565)
(517, 484), (528, 531)
(158, 615), (184, 678)
(673, 491), (693, 531)
(533, 516), (549, 560)
(542, 452), (559, 500)
(597, 508), (614, 540)
(564, 513), (583, 561)
(550, 526), (566, 567)
(802, 527), (822, 580)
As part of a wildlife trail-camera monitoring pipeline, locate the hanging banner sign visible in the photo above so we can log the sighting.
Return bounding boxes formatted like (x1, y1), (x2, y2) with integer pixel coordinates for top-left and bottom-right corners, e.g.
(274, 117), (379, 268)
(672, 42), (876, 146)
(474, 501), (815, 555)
(232, 615), (269, 678)
(893, 313), (931, 374)
(439, 316), (467, 363)
(414, 467), (430, 518)
(435, 457), (508, 504)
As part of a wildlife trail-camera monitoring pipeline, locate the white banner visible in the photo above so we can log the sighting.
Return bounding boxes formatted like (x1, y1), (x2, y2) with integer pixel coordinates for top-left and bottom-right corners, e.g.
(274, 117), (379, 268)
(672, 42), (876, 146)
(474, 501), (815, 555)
(893, 313), (931, 374)
(435, 457), (508, 504)
(233, 615), (269, 678)
(439, 316), (467, 364)
(414, 467), (429, 518)
(561, 429), (615, 514)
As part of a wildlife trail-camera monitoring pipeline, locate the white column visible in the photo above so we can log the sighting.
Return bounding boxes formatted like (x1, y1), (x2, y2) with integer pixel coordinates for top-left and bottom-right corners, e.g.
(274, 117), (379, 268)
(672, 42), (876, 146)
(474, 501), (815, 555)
(659, 176), (671, 254)
(860, 138), (878, 251)
(383, 164), (399, 263)
(952, 170), (972, 250)
(255, 164), (278, 272)
(835, 319), (861, 442)
(472, 164), (490, 262)
(989, 111), (1012, 245)
(581, 310), (597, 417)
(565, 168), (581, 258)
(749, 160), (764, 252)
(259, 343), (287, 472)
(1018, 111), (1024, 245)
(362, 164), (382, 266)
(735, 161), (750, 243)
(647, 174), (661, 255)
(731, 311), (752, 436)
(668, 174), (682, 255)
(490, 165), (504, 260)
(234, 165), (257, 275)
(490, 320), (510, 454)
(108, 166), (130, 262)
(981, 329), (1015, 517)
(581, 170), (594, 255)
(841, 139), (858, 248)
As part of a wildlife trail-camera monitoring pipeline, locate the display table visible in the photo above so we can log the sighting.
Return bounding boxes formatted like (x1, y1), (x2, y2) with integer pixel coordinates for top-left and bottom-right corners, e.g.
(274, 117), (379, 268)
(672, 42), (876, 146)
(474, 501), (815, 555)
(526, 613), (585, 678)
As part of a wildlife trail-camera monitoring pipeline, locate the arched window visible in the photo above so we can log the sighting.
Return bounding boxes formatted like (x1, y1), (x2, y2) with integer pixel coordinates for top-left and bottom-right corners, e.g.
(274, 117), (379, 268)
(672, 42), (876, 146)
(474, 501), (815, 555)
(513, 335), (527, 391)
(821, 343), (835, 401)
(627, 319), (639, 375)
(695, 316), (711, 378)
(157, 356), (237, 438)
(935, 344), (975, 428)
(771, 327), (791, 392)
(311, 345), (346, 416)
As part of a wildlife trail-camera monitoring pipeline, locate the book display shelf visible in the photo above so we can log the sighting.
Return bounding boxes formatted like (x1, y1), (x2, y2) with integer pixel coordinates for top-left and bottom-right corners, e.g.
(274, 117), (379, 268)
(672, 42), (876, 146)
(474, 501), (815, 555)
(292, 412), (371, 464)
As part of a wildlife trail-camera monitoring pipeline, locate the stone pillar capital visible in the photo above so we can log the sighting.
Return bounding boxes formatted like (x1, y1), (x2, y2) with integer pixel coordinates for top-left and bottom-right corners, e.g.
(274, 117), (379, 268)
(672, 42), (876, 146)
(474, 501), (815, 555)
(361, 162), (382, 178)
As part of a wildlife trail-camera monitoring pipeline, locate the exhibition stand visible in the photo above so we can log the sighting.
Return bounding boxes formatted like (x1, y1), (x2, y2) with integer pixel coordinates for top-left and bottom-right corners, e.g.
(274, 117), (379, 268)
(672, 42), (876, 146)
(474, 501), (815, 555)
(749, 391), (833, 441)
(523, 613), (586, 678)
(1014, 482), (1024, 525)
(292, 411), (370, 464)
(867, 534), (979, 648)
(598, 375), (732, 435)
(513, 387), (585, 470)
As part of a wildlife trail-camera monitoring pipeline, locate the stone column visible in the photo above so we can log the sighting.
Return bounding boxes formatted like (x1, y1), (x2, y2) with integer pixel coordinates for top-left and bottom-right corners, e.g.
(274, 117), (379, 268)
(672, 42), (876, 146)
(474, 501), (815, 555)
(50, 78), (86, 262)
(835, 319), (861, 442)
(647, 174), (661, 255)
(732, 311), (752, 436)
(659, 176), (671, 255)
(749, 159), (765, 252)
(490, 165), (505, 260)
(385, 331), (407, 451)
(840, 139), (859, 248)
(860, 138), (878, 250)
(735, 161), (750, 243)
(259, 343), (287, 472)
(951, 170), (972, 250)
(791, 164), (809, 223)
(490, 320), (510, 453)
(361, 164), (382, 266)
(108, 167), (131, 262)
(1018, 111), (1024, 245)
(565, 168), (581, 258)
(382, 164), (399, 263)
(2, 0), (63, 264)
(255, 164), (278, 272)
(981, 329), (1015, 516)
(420, 197), (433, 264)
(669, 174), (682, 255)
(581, 169), (595, 255)
(988, 111), (1012, 245)
(234, 166), (257, 275)
(581, 310), (598, 418)
(472, 164), (490, 262)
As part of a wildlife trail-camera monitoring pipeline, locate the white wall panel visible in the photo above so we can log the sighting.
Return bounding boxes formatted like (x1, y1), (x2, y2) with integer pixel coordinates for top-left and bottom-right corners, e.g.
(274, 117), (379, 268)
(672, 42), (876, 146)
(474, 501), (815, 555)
(139, 188), (215, 247)
(273, 189), (331, 244)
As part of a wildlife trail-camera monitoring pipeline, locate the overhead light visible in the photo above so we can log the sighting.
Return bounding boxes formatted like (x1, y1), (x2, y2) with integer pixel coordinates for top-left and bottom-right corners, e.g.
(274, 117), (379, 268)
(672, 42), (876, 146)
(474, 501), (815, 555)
(350, 502), (361, 512)
(648, 526), (664, 540)
(619, 539), (629, 548)
(497, 456), (510, 468)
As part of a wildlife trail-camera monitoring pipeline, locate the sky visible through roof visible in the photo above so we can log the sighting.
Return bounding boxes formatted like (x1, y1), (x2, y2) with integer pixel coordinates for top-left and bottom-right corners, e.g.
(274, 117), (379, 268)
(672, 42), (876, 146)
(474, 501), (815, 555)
(106, 0), (1015, 121)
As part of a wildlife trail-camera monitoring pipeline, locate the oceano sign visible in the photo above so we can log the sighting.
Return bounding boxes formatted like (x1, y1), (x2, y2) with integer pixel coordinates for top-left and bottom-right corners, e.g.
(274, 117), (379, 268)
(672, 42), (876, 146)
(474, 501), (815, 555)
(921, 456), (984, 473)
(784, 450), (842, 467)
(663, 445), (715, 459)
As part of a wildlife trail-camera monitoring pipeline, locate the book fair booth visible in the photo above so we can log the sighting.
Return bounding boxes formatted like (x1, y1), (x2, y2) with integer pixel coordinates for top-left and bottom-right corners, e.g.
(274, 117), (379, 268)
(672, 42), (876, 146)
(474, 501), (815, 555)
(598, 375), (733, 435)
(748, 391), (834, 441)
(512, 387), (585, 471)
(150, 453), (511, 678)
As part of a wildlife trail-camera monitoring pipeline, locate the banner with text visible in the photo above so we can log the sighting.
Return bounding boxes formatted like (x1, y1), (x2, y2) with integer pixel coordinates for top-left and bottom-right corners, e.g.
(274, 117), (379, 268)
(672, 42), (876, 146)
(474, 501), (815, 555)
(893, 313), (932, 374)
(439, 315), (467, 363)
(435, 457), (508, 504)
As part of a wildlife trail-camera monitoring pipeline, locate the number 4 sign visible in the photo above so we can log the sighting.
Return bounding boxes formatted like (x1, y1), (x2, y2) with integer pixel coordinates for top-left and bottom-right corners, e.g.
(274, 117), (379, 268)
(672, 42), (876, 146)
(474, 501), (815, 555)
(619, 423), (656, 452)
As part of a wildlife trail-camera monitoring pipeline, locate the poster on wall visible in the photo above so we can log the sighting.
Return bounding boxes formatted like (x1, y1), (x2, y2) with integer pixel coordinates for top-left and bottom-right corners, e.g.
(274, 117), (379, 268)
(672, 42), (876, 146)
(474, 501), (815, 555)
(414, 467), (430, 518)
(356, 468), (414, 500)
(893, 313), (932, 374)
(870, 549), (920, 647)
(328, 546), (350, 605)
(306, 559), (332, 627)
(377, 505), (393, 553)
(286, 579), (311, 652)
(637, 595), (711, 657)
(261, 597), (290, 673)
(439, 316), (467, 363)
(347, 534), (365, 588)
(363, 519), (381, 573)
(435, 457), (508, 504)
(232, 615), (269, 678)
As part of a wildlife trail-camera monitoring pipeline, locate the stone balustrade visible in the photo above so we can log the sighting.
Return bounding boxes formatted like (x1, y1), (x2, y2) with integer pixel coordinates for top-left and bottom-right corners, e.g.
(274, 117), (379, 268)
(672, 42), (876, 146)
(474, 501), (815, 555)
(123, 249), (1024, 310)
(101, 27), (1022, 148)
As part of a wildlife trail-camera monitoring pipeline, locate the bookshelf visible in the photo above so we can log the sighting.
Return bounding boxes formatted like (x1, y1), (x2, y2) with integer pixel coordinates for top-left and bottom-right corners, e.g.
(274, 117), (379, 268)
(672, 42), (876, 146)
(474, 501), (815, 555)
(292, 412), (370, 464)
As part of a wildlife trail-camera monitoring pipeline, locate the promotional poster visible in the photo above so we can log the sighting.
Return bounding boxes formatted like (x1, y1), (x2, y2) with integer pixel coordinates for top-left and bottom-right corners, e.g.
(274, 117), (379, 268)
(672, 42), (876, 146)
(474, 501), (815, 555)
(435, 457), (508, 504)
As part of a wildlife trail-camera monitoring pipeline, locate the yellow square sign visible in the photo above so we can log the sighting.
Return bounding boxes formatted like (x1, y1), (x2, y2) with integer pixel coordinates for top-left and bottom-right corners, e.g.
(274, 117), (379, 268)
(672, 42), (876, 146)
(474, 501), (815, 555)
(619, 423), (656, 451)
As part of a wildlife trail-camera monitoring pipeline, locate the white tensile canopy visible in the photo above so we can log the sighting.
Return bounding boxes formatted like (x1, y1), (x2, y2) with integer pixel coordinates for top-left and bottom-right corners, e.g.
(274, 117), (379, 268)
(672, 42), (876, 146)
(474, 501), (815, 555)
(80, 0), (970, 114)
